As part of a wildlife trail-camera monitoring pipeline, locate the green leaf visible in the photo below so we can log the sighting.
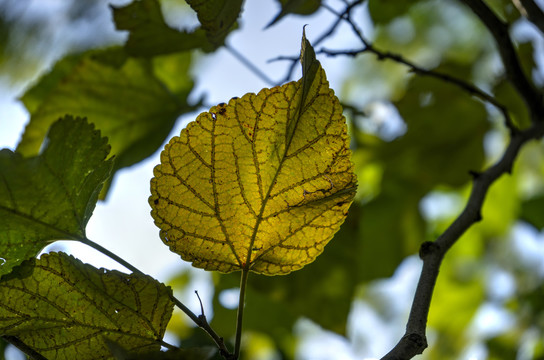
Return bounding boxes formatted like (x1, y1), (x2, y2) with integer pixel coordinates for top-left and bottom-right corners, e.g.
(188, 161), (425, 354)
(486, 0), (522, 23)
(153, 52), (195, 99)
(18, 47), (190, 196)
(381, 65), (489, 191)
(0, 116), (113, 276)
(494, 79), (531, 129)
(521, 195), (544, 229)
(265, 0), (321, 29)
(112, 0), (212, 56)
(186, 0), (243, 48)
(149, 34), (357, 275)
(477, 174), (520, 237)
(486, 333), (520, 360)
(0, 337), (7, 359)
(349, 63), (489, 279)
(367, 0), (422, 25)
(0, 252), (174, 360)
(358, 194), (424, 280)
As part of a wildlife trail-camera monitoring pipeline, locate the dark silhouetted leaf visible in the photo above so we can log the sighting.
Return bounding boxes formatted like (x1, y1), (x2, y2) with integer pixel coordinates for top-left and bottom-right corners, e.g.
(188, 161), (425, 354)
(265, 0), (321, 29)
(381, 66), (489, 191)
(358, 194), (424, 280)
(112, 0), (212, 56)
(521, 195), (544, 229)
(186, 0), (243, 47)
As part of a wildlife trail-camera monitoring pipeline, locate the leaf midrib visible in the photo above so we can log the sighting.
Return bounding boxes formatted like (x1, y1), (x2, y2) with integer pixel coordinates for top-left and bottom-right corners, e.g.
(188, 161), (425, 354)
(243, 73), (318, 270)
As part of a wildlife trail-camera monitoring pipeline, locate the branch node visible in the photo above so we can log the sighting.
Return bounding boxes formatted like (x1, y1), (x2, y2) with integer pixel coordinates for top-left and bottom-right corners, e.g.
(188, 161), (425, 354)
(405, 333), (428, 353)
(418, 241), (439, 260)
(382, 333), (428, 359)
(220, 346), (234, 360)
(475, 211), (483, 222)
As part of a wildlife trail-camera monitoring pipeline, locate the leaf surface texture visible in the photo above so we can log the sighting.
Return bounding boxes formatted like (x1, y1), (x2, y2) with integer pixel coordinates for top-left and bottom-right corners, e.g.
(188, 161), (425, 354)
(0, 252), (174, 359)
(17, 48), (190, 195)
(150, 38), (357, 275)
(0, 117), (112, 276)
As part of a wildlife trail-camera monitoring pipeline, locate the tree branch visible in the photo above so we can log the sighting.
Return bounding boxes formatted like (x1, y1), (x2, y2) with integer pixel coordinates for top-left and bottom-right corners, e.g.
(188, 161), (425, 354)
(381, 121), (544, 360)
(269, 0), (364, 85)
(1, 336), (48, 360)
(515, 0), (544, 36)
(320, 1), (523, 132)
(79, 237), (233, 359)
(458, 0), (544, 124)
(318, 46), (517, 132)
(378, 3), (544, 358)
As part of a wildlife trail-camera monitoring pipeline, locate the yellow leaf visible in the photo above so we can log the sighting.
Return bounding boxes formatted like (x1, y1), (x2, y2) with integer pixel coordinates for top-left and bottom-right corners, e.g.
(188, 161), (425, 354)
(149, 34), (357, 275)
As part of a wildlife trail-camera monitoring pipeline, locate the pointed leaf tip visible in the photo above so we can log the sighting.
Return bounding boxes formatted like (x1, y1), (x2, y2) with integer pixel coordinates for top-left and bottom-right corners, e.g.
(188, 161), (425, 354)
(300, 25), (318, 77)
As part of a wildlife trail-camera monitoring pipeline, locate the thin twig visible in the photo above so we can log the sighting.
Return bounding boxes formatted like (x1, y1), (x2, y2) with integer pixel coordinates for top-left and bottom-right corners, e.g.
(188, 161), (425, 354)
(225, 44), (276, 86)
(318, 46), (517, 132)
(381, 121), (544, 360)
(79, 237), (233, 359)
(269, 0), (364, 85)
(458, 0), (544, 124)
(328, 3), (520, 132)
(315, 0), (363, 45)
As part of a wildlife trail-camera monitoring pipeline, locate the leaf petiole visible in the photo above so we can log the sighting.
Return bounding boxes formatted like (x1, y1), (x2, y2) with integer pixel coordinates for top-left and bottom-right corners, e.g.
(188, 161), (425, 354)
(233, 268), (250, 360)
(79, 237), (145, 276)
